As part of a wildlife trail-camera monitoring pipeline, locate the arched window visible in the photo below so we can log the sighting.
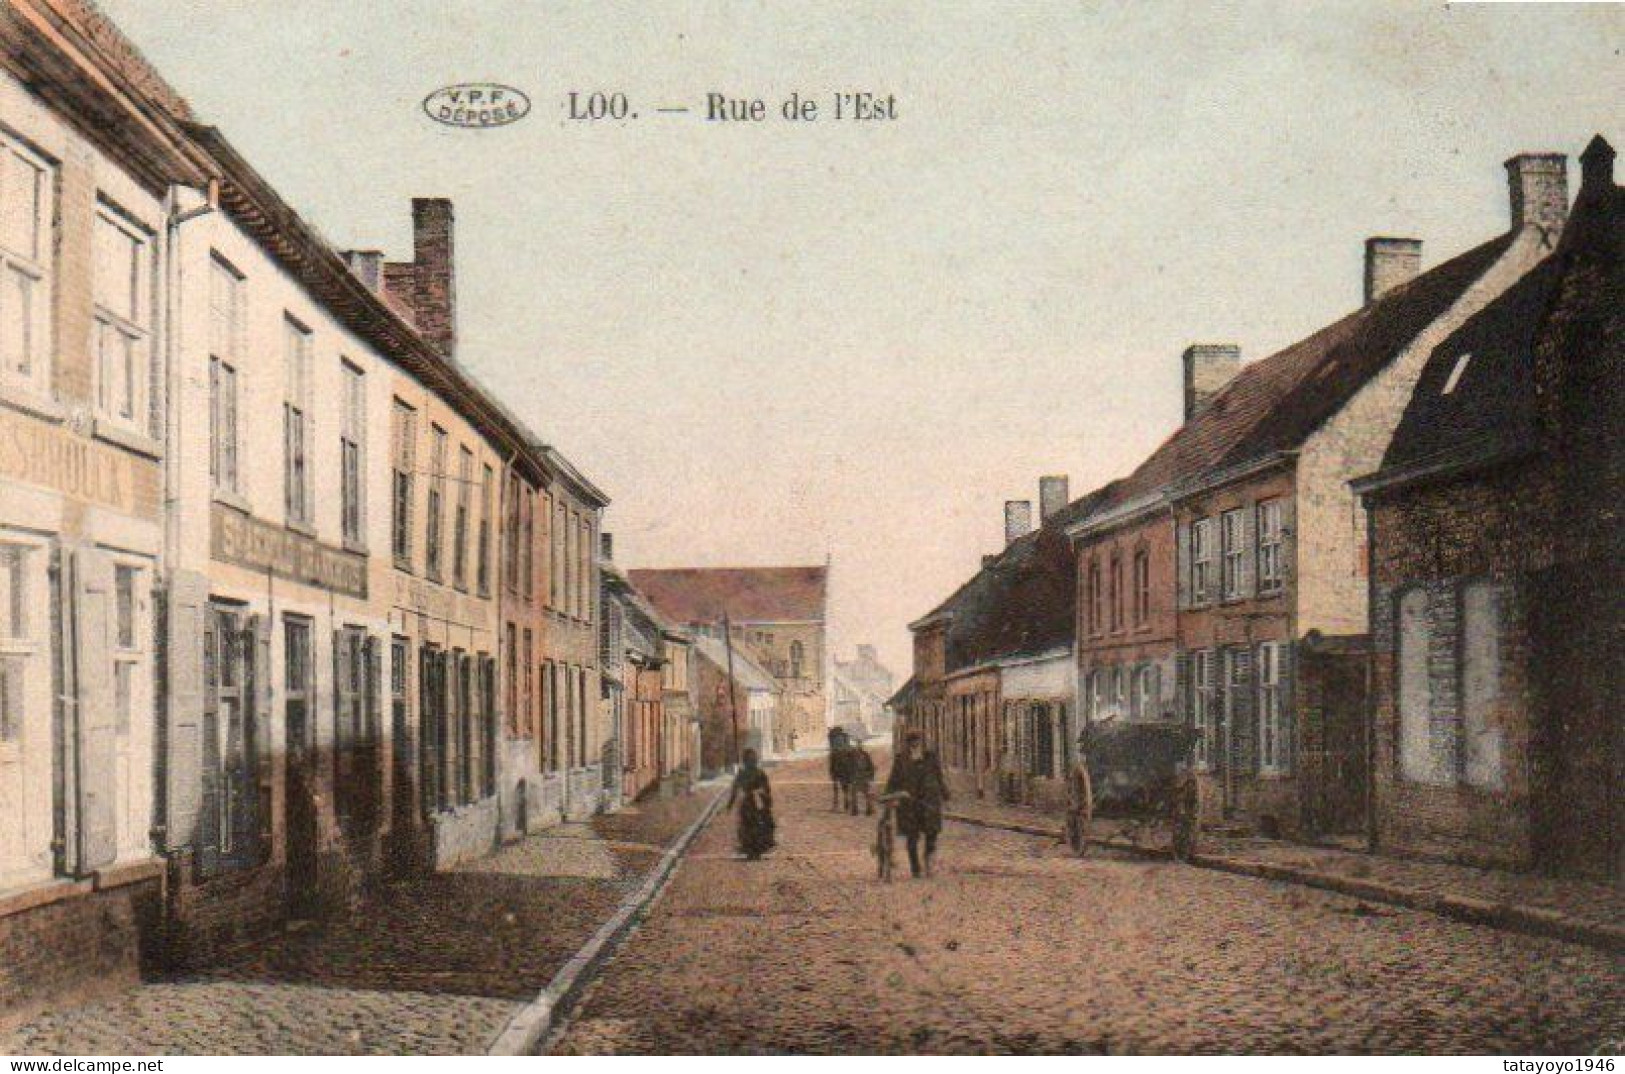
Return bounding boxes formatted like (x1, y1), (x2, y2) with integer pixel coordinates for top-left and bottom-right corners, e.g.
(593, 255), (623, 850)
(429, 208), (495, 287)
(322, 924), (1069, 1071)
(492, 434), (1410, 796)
(789, 641), (804, 680)
(1397, 588), (1437, 783)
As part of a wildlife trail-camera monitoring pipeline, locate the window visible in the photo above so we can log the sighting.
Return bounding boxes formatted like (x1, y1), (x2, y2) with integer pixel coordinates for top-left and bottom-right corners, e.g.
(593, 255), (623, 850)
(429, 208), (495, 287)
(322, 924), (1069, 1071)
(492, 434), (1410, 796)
(208, 258), (243, 493)
(284, 616), (313, 768)
(201, 607), (262, 873)
(1132, 664), (1158, 720)
(1191, 649), (1215, 769)
(424, 426), (447, 579)
(420, 645), (448, 814)
(1133, 549), (1151, 626)
(0, 544), (34, 743)
(522, 628), (534, 737)
(790, 641), (805, 680)
(504, 475), (521, 594)
(0, 133), (52, 395)
(505, 624), (518, 734)
(452, 446), (472, 589)
(340, 362), (365, 546)
(1461, 581), (1504, 790)
(1397, 588), (1437, 783)
(577, 516), (590, 618)
(521, 488), (535, 601)
(1257, 499), (1284, 593)
(283, 318), (312, 525)
(1111, 667), (1126, 716)
(93, 207), (151, 431)
(1190, 518), (1214, 604)
(476, 464), (493, 596)
(1087, 559), (1103, 635)
(543, 492), (555, 607)
(563, 508), (576, 616)
(553, 499), (567, 612)
(390, 400), (416, 567)
(1108, 554), (1124, 632)
(1082, 670), (1099, 722)
(545, 661), (560, 771)
(578, 667), (588, 768)
(1258, 642), (1287, 773)
(1220, 509), (1246, 600)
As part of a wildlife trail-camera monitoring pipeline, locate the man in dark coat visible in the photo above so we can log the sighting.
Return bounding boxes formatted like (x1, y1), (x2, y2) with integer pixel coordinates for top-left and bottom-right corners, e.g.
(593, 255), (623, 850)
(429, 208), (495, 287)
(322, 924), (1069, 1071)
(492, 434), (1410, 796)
(884, 731), (949, 878)
(846, 742), (877, 816)
(827, 727), (850, 811)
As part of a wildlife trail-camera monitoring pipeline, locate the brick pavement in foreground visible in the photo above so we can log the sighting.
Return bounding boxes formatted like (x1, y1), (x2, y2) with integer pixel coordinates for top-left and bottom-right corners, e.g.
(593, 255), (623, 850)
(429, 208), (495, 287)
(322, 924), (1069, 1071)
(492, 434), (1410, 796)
(945, 794), (1625, 950)
(551, 754), (1624, 1055)
(0, 790), (718, 1056)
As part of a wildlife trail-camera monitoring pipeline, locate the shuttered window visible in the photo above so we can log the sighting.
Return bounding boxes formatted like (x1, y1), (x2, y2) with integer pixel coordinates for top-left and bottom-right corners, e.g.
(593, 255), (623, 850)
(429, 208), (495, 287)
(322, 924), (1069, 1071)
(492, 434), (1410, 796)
(1220, 509), (1246, 600)
(453, 446), (472, 589)
(208, 257), (243, 493)
(1191, 649), (1216, 769)
(425, 426), (448, 580)
(1257, 642), (1288, 774)
(391, 400), (417, 568)
(1191, 519), (1214, 605)
(93, 206), (151, 433)
(0, 134), (52, 395)
(340, 362), (365, 546)
(476, 465), (493, 596)
(283, 317), (313, 526)
(1257, 500), (1284, 592)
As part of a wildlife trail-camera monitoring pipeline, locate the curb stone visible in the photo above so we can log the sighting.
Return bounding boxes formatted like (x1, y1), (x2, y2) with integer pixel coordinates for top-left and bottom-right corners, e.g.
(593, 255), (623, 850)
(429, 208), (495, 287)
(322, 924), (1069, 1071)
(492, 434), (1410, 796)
(944, 810), (1624, 955)
(486, 783), (730, 1055)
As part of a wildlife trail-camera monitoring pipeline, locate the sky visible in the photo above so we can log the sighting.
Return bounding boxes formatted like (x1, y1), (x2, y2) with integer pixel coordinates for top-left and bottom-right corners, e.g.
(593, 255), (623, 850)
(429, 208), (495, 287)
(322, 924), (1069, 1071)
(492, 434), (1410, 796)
(99, 0), (1621, 675)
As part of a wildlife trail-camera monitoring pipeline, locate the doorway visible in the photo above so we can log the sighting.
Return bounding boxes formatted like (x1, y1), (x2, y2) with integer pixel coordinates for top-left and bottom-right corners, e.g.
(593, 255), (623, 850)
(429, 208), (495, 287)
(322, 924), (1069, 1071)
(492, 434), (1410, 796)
(282, 615), (319, 917)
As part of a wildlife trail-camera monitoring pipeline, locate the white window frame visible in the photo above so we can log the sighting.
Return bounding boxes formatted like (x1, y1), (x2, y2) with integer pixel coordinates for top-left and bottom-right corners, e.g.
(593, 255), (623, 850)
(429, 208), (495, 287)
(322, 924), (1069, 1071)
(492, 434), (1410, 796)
(339, 360), (365, 548)
(282, 316), (313, 527)
(1191, 518), (1213, 605)
(1191, 649), (1215, 770)
(1220, 509), (1246, 600)
(92, 204), (153, 435)
(0, 131), (53, 399)
(208, 256), (244, 494)
(1258, 641), (1287, 774)
(1257, 499), (1284, 593)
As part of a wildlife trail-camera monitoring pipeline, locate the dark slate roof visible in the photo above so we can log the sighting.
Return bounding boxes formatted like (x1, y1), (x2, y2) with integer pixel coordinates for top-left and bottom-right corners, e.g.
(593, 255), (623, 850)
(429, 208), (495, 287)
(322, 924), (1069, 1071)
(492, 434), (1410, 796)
(941, 484), (1116, 672)
(1379, 142), (1623, 481)
(627, 566), (828, 624)
(1086, 230), (1517, 515)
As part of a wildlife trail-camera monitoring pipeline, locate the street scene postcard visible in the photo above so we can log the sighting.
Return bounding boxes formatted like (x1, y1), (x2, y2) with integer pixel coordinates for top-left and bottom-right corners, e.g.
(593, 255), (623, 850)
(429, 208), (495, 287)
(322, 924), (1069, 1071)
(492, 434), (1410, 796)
(0, 0), (1620, 1061)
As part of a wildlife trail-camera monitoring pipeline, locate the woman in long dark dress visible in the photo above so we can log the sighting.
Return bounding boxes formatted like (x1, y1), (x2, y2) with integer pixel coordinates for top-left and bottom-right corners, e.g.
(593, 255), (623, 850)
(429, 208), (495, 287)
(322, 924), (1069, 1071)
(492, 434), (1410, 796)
(728, 749), (776, 860)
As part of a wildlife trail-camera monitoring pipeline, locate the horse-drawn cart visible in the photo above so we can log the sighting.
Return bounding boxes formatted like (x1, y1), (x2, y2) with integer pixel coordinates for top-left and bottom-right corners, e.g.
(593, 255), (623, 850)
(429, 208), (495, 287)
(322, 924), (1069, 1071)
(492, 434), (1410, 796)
(1065, 719), (1200, 858)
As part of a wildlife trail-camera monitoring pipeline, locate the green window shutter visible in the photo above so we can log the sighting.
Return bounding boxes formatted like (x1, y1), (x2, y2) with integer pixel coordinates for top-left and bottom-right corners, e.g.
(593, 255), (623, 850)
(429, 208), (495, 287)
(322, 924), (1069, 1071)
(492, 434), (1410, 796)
(163, 572), (209, 851)
(1238, 504), (1258, 598)
(74, 548), (118, 872)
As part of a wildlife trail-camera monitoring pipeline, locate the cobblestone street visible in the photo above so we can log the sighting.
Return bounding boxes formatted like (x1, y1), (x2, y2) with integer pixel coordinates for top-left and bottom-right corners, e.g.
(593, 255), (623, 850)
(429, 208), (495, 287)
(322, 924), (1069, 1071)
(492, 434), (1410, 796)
(0, 792), (718, 1055)
(553, 755), (1625, 1055)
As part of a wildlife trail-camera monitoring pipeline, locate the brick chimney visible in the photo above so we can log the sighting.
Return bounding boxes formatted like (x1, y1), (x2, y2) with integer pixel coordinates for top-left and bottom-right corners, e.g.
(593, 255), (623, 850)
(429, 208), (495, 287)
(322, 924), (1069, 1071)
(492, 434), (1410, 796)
(1579, 135), (1615, 197)
(410, 197), (457, 357)
(1039, 475), (1069, 521)
(1364, 237), (1422, 304)
(1004, 500), (1033, 546)
(1182, 344), (1241, 421)
(1505, 153), (1568, 235)
(342, 249), (384, 292)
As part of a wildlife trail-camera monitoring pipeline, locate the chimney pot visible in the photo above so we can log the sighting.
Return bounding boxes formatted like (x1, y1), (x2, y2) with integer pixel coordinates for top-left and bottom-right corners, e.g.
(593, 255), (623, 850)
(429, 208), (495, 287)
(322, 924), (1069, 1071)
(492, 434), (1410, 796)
(1364, 237), (1423, 304)
(1505, 153), (1568, 235)
(1039, 475), (1070, 521)
(410, 197), (457, 357)
(1182, 344), (1241, 422)
(1580, 135), (1615, 194)
(342, 249), (384, 292)
(1004, 500), (1033, 546)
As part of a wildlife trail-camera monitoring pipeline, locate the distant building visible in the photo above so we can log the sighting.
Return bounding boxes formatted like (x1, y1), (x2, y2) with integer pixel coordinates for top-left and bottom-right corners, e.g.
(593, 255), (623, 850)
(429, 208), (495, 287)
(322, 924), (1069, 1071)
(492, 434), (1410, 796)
(628, 566), (830, 751)
(832, 644), (897, 739)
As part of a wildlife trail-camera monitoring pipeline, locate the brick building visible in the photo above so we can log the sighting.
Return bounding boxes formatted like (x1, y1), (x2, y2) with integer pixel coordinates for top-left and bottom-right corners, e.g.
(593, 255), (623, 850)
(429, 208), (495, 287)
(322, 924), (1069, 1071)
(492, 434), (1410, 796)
(1070, 148), (1567, 839)
(627, 565), (829, 751)
(1354, 137), (1620, 884)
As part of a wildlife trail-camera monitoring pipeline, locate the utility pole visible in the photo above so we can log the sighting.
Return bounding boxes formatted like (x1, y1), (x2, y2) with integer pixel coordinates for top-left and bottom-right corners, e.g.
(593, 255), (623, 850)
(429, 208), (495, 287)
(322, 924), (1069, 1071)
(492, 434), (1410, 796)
(721, 611), (742, 769)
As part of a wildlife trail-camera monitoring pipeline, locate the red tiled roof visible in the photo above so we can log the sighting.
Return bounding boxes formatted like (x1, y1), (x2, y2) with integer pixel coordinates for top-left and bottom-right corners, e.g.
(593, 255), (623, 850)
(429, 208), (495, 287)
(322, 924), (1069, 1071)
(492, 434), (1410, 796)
(627, 567), (828, 625)
(1090, 230), (1518, 515)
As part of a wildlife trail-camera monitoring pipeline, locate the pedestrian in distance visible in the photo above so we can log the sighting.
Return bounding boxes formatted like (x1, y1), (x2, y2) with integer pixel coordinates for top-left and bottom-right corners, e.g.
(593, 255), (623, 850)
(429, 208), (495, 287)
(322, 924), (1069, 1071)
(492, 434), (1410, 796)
(727, 748), (776, 860)
(846, 742), (877, 816)
(1169, 755), (1200, 863)
(884, 730), (949, 878)
(828, 727), (851, 811)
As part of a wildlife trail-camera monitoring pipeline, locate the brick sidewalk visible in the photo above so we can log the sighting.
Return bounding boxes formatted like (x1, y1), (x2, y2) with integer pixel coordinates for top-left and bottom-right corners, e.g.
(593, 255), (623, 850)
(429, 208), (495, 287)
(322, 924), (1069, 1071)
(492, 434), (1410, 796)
(0, 788), (722, 1056)
(945, 796), (1625, 952)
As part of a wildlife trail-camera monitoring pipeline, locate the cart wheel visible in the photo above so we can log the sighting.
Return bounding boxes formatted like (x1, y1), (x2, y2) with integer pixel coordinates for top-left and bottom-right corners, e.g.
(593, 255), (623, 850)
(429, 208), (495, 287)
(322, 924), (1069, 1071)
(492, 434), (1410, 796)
(1066, 762), (1093, 857)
